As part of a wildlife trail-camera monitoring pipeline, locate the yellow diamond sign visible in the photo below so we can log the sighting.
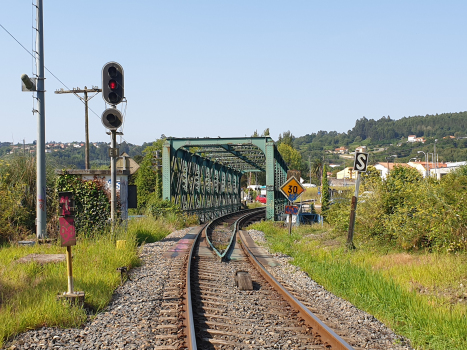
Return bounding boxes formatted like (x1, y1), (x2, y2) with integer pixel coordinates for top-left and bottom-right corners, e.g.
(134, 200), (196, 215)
(280, 176), (305, 202)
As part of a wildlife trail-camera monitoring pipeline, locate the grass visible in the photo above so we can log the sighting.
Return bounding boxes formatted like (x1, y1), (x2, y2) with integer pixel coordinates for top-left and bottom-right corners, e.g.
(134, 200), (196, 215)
(0, 214), (197, 347)
(248, 221), (467, 350)
(247, 202), (264, 209)
(129, 213), (197, 245)
(300, 187), (319, 201)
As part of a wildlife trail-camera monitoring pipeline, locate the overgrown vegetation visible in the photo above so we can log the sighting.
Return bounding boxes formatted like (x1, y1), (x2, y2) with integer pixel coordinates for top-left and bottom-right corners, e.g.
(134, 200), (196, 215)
(134, 140), (163, 211)
(327, 165), (467, 252)
(0, 213), (196, 347)
(248, 220), (467, 350)
(0, 139), (199, 346)
(0, 155), (57, 243)
(0, 226), (138, 347)
(56, 173), (112, 235)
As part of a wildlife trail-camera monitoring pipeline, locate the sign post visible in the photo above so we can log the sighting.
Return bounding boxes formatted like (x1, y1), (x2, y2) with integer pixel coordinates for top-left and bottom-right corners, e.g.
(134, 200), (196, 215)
(58, 192), (85, 305)
(58, 192), (76, 294)
(347, 152), (369, 248)
(280, 176), (305, 236)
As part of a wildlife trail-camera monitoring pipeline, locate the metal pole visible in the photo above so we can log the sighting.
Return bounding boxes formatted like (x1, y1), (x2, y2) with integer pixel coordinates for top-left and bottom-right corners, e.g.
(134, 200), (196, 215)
(347, 172), (361, 249)
(84, 88), (90, 170)
(66, 246), (74, 294)
(309, 155), (311, 183)
(288, 201), (292, 236)
(36, 0), (47, 239)
(111, 130), (117, 231)
(432, 154), (435, 174)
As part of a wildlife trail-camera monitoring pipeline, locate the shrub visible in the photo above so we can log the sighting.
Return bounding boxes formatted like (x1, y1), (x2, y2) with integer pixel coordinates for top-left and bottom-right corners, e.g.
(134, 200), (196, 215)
(56, 173), (112, 235)
(327, 164), (467, 251)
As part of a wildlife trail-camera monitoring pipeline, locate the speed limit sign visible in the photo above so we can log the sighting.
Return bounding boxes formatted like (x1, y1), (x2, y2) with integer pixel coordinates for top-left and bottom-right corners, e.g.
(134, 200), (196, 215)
(280, 176), (305, 202)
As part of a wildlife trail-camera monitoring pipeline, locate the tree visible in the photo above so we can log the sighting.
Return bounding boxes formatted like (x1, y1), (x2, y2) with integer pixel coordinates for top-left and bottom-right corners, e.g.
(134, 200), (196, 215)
(278, 143), (302, 171)
(361, 165), (382, 191)
(310, 158), (323, 183)
(321, 164), (330, 213)
(134, 140), (164, 211)
(277, 130), (294, 147)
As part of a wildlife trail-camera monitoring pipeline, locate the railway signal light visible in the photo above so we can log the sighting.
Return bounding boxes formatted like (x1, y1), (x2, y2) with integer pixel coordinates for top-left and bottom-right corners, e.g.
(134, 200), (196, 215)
(101, 108), (123, 130)
(102, 62), (124, 105)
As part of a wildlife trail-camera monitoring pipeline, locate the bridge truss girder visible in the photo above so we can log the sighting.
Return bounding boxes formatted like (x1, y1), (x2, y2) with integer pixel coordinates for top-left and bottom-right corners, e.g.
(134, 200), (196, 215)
(163, 137), (288, 222)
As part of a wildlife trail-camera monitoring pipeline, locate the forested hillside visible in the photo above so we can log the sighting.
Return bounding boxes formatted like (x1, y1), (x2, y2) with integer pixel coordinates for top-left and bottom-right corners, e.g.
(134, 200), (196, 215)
(292, 111), (467, 167)
(295, 111), (467, 149)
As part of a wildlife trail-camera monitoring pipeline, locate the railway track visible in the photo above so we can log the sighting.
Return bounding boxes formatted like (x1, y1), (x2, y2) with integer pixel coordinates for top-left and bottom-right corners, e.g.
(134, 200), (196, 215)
(158, 209), (356, 349)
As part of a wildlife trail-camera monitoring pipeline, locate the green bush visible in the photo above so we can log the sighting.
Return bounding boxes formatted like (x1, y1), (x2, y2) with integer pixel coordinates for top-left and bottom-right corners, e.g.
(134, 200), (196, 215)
(327, 165), (467, 251)
(0, 155), (58, 242)
(56, 173), (112, 235)
(135, 141), (163, 211)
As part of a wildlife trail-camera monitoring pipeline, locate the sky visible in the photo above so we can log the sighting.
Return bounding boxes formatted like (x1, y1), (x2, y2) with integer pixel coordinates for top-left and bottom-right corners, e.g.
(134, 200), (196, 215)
(1, 1), (467, 145)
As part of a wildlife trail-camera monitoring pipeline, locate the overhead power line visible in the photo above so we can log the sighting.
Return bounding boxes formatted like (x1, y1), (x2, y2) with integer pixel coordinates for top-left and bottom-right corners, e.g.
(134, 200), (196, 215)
(0, 22), (102, 120)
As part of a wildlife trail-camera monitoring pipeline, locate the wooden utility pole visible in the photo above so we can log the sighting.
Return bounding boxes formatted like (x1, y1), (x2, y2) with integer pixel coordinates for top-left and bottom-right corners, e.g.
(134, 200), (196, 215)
(54, 86), (102, 169)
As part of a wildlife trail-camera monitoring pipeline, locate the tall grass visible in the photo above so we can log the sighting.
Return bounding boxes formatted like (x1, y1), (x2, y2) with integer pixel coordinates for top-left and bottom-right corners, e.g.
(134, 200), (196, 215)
(0, 227), (138, 346)
(0, 213), (197, 347)
(128, 213), (197, 245)
(249, 221), (467, 350)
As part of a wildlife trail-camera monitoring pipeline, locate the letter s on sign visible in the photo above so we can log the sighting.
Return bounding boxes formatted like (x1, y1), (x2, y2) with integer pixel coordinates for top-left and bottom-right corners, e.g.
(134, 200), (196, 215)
(356, 153), (368, 171)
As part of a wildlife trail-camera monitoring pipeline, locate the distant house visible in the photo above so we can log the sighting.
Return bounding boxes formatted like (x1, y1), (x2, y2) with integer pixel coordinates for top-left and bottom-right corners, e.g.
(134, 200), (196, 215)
(407, 161), (447, 178)
(334, 146), (349, 154)
(355, 146), (367, 153)
(328, 163), (341, 168)
(374, 162), (412, 180)
(336, 167), (358, 180)
(407, 135), (426, 143)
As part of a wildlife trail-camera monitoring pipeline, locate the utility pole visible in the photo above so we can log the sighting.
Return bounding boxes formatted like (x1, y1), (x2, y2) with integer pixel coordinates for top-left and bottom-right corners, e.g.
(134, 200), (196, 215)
(308, 155), (311, 183)
(55, 86), (101, 169)
(36, 0), (46, 240)
(21, 1), (45, 239)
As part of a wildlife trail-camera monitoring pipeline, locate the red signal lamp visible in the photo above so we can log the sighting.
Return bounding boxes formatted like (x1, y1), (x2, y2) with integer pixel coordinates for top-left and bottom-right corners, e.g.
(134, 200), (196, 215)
(109, 80), (117, 90)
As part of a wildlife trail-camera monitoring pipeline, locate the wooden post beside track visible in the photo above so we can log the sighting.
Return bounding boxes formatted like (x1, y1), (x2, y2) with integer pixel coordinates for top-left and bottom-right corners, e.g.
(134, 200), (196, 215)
(347, 152), (368, 249)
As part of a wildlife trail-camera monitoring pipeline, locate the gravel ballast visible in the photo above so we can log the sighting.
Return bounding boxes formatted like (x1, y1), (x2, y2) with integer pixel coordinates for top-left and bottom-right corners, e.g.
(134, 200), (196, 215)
(5, 227), (413, 349)
(248, 229), (413, 350)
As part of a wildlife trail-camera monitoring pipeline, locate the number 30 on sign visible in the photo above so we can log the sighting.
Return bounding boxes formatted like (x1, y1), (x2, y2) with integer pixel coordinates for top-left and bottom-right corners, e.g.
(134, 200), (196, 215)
(280, 176), (305, 202)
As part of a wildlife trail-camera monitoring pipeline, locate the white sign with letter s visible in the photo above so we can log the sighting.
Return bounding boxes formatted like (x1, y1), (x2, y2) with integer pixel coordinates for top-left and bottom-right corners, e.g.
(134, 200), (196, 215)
(353, 152), (369, 172)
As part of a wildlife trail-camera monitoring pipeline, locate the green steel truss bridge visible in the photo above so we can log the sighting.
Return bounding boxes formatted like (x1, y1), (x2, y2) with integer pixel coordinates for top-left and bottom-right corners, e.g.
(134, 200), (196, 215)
(162, 137), (288, 222)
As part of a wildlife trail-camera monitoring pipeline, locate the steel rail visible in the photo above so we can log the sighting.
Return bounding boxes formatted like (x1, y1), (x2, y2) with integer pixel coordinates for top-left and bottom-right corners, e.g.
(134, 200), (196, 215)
(184, 225), (205, 350)
(184, 209), (264, 349)
(238, 231), (355, 350)
(204, 208), (265, 259)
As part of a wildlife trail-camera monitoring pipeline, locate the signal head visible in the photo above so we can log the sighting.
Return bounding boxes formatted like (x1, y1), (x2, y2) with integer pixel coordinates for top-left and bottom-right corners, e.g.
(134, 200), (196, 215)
(101, 108), (123, 130)
(102, 62), (124, 105)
